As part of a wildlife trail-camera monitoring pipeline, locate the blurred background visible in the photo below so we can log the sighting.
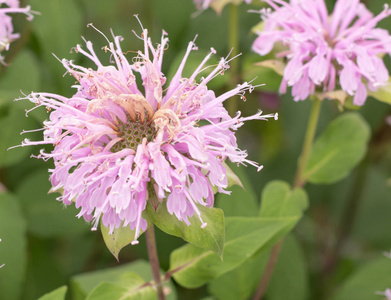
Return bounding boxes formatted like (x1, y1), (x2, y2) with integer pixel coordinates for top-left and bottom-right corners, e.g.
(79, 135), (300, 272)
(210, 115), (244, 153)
(0, 0), (390, 299)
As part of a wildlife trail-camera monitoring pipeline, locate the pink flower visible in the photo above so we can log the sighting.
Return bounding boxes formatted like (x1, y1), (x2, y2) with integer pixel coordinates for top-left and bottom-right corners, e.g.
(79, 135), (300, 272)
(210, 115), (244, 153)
(252, 0), (391, 105)
(0, 0), (34, 64)
(17, 24), (276, 244)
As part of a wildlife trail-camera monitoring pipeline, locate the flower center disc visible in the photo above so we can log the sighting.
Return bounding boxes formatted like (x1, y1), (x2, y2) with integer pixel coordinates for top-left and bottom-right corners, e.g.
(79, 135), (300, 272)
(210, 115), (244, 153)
(112, 121), (157, 152)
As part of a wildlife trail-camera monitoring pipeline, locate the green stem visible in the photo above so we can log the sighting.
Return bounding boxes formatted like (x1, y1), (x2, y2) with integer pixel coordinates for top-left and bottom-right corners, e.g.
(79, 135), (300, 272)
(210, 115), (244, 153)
(293, 98), (322, 188)
(145, 225), (165, 300)
(252, 98), (322, 300)
(227, 4), (239, 115)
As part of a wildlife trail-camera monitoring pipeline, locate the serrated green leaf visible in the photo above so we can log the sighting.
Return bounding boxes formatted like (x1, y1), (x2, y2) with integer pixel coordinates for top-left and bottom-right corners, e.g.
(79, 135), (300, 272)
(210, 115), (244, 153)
(86, 273), (156, 300)
(38, 286), (67, 300)
(147, 200), (225, 258)
(0, 193), (27, 300)
(169, 216), (297, 288)
(303, 113), (370, 184)
(331, 257), (391, 300)
(71, 260), (177, 300)
(259, 180), (308, 219)
(101, 215), (150, 260)
(16, 171), (90, 237)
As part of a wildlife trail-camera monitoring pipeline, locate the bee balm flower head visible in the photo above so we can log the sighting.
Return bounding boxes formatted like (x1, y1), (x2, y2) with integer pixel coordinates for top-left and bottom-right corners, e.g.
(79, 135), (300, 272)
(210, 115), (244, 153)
(17, 23), (276, 245)
(0, 0), (34, 64)
(252, 0), (391, 105)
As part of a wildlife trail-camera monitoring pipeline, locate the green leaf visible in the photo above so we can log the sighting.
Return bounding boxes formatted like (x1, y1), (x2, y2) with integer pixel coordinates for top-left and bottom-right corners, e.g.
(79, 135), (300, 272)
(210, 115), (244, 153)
(101, 214), (150, 260)
(367, 78), (391, 105)
(169, 216), (297, 288)
(0, 193), (27, 300)
(29, 0), (83, 92)
(352, 168), (391, 248)
(71, 260), (177, 300)
(303, 113), (370, 184)
(314, 90), (348, 106)
(38, 286), (67, 300)
(331, 257), (391, 300)
(259, 180), (308, 219)
(209, 0), (245, 14)
(216, 166), (259, 217)
(0, 50), (41, 106)
(147, 200), (225, 258)
(254, 60), (285, 76)
(16, 171), (90, 237)
(224, 162), (243, 190)
(266, 235), (309, 300)
(0, 104), (40, 167)
(208, 235), (308, 300)
(208, 246), (270, 300)
(86, 273), (156, 300)
(242, 55), (282, 93)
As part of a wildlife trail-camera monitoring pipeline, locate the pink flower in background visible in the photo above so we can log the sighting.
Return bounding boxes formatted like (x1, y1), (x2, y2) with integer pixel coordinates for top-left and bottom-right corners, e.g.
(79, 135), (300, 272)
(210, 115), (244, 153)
(252, 0), (391, 105)
(17, 24), (276, 244)
(0, 0), (34, 64)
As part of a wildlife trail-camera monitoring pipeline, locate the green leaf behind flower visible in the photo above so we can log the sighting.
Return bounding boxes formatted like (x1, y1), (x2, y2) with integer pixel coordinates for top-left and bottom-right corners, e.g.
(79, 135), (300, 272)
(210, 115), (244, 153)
(16, 171), (90, 237)
(208, 235), (308, 300)
(331, 256), (391, 300)
(367, 78), (391, 105)
(259, 180), (308, 219)
(147, 200), (225, 258)
(169, 216), (297, 288)
(101, 215), (150, 261)
(71, 260), (177, 300)
(0, 193), (27, 300)
(37, 286), (67, 300)
(86, 272), (156, 300)
(303, 112), (370, 184)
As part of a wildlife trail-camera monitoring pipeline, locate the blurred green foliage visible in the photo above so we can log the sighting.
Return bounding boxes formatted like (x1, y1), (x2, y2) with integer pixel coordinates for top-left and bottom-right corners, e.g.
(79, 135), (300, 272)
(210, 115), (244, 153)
(0, 0), (390, 299)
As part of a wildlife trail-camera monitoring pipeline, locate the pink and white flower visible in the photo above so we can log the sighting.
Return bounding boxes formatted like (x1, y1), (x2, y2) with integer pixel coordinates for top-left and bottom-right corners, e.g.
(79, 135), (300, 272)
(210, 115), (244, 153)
(252, 0), (391, 105)
(0, 0), (34, 64)
(17, 24), (276, 244)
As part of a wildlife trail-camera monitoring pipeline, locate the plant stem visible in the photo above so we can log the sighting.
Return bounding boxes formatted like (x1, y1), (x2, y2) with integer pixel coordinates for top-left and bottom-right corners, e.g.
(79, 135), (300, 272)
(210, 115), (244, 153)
(252, 98), (322, 300)
(145, 225), (165, 300)
(227, 4), (239, 115)
(252, 240), (283, 300)
(293, 98), (322, 188)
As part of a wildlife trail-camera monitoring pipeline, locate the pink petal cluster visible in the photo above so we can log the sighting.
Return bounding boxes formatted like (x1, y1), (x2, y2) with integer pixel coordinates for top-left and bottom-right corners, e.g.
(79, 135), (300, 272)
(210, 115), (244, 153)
(0, 0), (34, 64)
(194, 0), (252, 10)
(252, 0), (391, 105)
(18, 24), (276, 244)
